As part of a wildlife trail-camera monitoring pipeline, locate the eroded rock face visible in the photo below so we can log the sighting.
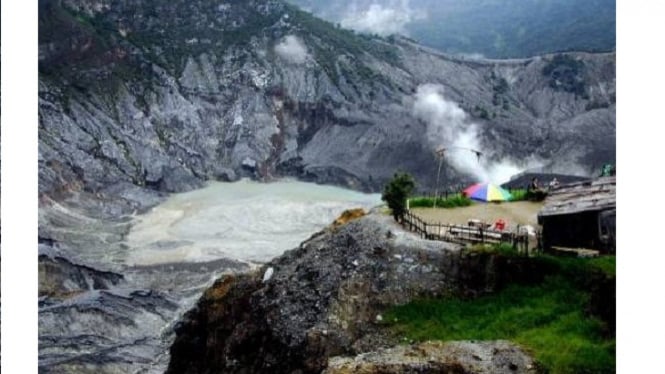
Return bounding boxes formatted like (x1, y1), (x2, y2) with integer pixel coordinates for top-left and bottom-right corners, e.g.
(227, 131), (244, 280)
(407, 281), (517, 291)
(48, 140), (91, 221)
(38, 223), (251, 373)
(39, 0), (615, 201)
(324, 340), (538, 374)
(39, 254), (124, 299)
(167, 214), (539, 373)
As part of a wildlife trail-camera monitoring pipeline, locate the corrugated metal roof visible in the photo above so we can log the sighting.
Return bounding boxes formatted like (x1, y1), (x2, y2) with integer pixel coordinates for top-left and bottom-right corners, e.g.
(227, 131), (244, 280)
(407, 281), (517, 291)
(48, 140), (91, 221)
(538, 176), (616, 218)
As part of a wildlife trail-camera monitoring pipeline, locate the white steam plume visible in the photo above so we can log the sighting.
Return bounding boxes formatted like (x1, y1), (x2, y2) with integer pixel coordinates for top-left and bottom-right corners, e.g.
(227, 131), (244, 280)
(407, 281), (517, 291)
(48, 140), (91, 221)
(340, 0), (424, 36)
(412, 84), (540, 184)
(274, 35), (309, 64)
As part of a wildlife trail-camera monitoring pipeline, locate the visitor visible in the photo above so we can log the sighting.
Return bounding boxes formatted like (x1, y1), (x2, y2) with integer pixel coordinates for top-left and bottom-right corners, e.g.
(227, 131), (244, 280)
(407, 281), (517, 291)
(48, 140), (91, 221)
(527, 177), (547, 201)
(529, 177), (539, 191)
(548, 177), (560, 189)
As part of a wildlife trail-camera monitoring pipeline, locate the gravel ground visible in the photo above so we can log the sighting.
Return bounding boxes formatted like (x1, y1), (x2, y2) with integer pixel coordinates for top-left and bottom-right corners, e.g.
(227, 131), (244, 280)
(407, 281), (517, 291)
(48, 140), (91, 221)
(411, 201), (544, 230)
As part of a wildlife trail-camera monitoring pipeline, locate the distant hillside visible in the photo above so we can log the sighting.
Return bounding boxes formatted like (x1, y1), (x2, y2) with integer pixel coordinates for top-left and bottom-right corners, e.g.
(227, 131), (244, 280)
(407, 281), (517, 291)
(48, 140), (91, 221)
(288, 0), (616, 58)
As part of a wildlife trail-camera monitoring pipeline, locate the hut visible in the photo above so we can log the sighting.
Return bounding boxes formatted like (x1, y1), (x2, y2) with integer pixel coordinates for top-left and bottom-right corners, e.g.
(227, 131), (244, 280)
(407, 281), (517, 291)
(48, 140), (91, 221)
(537, 176), (616, 253)
(501, 172), (590, 190)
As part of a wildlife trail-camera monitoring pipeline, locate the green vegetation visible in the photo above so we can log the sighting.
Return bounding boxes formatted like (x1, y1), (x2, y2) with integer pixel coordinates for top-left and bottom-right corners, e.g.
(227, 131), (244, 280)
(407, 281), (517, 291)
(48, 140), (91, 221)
(408, 194), (472, 209)
(586, 100), (611, 111)
(493, 77), (509, 95)
(542, 54), (589, 98)
(382, 173), (416, 221)
(287, 5), (400, 88)
(289, 0), (615, 59)
(288, 6), (400, 64)
(411, 190), (526, 206)
(384, 255), (616, 373)
(473, 105), (491, 120)
(585, 256), (616, 277)
(509, 189), (528, 201)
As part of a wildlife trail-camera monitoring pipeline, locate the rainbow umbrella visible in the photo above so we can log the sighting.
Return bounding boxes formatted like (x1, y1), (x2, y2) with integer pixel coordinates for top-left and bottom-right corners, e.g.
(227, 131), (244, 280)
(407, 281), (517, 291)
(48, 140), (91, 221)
(463, 183), (513, 202)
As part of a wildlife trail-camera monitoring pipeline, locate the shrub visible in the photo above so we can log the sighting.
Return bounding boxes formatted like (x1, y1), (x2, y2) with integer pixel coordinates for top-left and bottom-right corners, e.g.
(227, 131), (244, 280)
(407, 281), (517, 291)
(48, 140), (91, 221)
(509, 189), (528, 201)
(542, 54), (588, 97)
(382, 173), (415, 221)
(409, 194), (472, 208)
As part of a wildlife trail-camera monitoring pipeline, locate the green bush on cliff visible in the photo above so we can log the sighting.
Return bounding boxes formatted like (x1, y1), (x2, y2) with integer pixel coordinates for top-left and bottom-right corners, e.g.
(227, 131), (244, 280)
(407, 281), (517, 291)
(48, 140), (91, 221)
(542, 54), (588, 97)
(382, 173), (415, 222)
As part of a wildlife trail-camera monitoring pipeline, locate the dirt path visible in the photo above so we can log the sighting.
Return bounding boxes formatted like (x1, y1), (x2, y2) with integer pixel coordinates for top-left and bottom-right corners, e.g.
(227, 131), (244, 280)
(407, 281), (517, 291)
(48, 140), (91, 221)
(411, 201), (544, 230)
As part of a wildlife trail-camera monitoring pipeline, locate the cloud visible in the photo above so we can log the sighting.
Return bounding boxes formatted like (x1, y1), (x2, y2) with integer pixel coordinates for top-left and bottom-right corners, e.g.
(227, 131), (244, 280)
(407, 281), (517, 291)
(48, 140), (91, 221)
(274, 35), (309, 64)
(340, 1), (423, 36)
(412, 84), (541, 184)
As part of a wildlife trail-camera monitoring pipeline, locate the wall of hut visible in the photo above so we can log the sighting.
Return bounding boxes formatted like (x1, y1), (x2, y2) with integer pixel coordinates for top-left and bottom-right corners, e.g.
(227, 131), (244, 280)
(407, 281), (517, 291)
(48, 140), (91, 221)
(540, 209), (615, 253)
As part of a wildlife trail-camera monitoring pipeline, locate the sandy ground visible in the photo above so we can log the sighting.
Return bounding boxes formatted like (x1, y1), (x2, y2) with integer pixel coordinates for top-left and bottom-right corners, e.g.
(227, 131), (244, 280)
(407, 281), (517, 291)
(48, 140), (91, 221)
(411, 201), (544, 230)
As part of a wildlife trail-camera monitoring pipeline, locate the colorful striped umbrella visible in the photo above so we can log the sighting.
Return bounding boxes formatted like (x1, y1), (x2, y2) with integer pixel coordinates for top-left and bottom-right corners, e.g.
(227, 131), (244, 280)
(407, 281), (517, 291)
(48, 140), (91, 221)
(463, 183), (513, 202)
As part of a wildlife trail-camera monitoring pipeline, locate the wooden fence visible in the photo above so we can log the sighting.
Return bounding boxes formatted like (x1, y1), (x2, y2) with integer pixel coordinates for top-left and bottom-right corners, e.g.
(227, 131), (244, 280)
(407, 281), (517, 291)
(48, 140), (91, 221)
(402, 210), (535, 253)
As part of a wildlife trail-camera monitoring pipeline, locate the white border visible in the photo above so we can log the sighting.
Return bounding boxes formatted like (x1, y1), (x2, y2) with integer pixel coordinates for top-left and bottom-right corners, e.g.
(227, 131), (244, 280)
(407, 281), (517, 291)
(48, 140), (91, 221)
(617, 0), (665, 373)
(1, 0), (39, 371)
(0, 0), (659, 372)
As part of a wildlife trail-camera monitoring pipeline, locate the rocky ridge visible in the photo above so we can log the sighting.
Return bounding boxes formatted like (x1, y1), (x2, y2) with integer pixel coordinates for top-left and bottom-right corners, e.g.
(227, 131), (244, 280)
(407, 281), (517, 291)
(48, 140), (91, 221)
(166, 213), (544, 373)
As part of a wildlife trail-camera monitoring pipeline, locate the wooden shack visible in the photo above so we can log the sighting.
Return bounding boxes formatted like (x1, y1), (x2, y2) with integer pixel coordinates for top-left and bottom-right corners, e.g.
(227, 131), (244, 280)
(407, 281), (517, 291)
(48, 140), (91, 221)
(537, 176), (616, 253)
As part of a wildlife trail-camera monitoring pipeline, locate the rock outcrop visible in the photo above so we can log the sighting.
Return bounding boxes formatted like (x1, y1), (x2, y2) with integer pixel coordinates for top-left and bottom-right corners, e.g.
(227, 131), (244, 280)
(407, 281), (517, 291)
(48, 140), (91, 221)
(39, 254), (124, 299)
(166, 214), (541, 373)
(324, 341), (537, 374)
(38, 235), (251, 373)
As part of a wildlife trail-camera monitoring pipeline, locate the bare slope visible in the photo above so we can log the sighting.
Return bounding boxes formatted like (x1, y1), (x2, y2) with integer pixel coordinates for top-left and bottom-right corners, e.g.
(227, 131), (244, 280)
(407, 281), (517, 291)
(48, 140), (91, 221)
(39, 0), (615, 203)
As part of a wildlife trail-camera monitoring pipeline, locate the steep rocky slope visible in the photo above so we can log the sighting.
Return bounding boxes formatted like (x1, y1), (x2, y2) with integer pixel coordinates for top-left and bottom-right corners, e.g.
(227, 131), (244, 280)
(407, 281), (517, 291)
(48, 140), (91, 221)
(39, 0), (615, 203)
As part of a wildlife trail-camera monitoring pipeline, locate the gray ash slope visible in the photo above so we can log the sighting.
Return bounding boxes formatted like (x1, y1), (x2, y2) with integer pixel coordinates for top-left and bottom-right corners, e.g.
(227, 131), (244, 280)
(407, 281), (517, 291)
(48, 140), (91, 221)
(39, 0), (615, 201)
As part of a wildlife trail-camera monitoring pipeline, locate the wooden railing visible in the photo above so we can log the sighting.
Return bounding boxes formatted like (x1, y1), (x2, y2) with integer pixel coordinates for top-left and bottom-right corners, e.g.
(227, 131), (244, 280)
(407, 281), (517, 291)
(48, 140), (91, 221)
(402, 210), (535, 253)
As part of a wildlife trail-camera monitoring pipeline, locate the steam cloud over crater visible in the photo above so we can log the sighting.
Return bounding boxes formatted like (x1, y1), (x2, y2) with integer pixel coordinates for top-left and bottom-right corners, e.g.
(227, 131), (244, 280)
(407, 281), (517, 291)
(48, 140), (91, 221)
(412, 84), (540, 184)
(275, 35), (309, 64)
(340, 0), (423, 36)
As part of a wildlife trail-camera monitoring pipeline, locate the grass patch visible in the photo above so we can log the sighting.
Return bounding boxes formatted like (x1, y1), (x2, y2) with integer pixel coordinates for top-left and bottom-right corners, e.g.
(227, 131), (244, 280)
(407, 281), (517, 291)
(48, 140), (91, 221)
(409, 194), (472, 208)
(586, 256), (616, 277)
(509, 189), (528, 201)
(410, 190), (527, 207)
(384, 256), (615, 373)
(536, 255), (616, 280)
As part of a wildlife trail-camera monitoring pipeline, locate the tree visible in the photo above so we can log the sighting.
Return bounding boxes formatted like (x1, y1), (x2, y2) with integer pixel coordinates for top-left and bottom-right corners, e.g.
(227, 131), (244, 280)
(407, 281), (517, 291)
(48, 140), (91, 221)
(382, 173), (415, 222)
